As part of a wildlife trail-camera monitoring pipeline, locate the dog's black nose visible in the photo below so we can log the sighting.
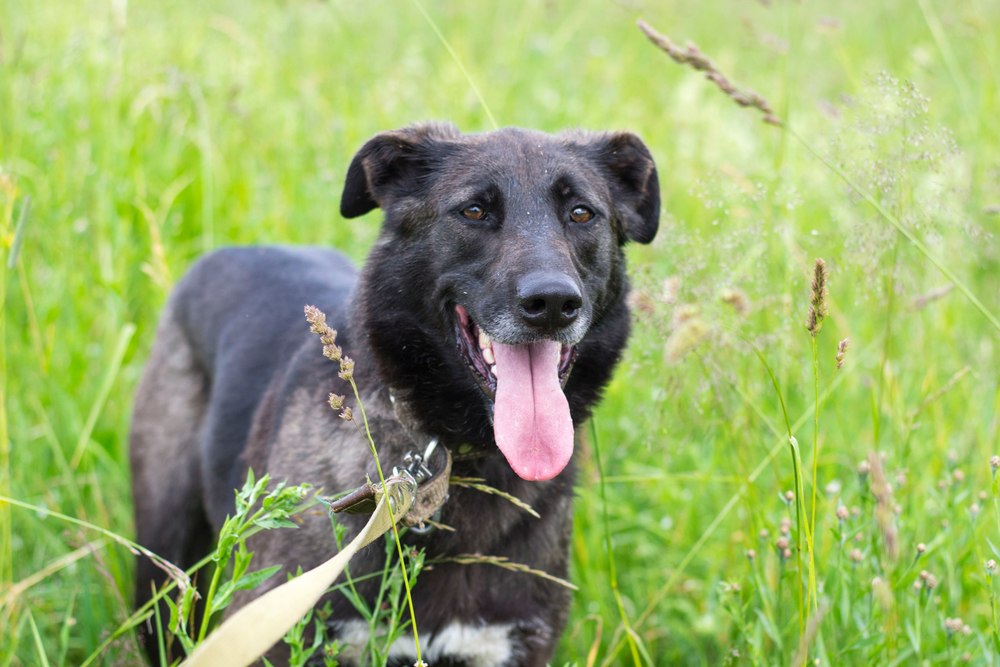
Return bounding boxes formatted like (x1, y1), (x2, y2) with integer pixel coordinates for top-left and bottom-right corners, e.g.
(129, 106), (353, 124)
(517, 272), (583, 330)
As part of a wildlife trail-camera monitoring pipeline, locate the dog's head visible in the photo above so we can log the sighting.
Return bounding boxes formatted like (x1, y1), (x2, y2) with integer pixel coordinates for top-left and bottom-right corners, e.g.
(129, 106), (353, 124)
(343, 123), (659, 481)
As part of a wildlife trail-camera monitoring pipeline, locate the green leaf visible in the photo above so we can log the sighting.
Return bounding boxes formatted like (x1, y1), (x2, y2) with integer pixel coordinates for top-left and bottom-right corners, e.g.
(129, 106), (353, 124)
(165, 595), (179, 635)
(210, 565), (283, 616)
(753, 608), (782, 648)
(254, 517), (300, 530)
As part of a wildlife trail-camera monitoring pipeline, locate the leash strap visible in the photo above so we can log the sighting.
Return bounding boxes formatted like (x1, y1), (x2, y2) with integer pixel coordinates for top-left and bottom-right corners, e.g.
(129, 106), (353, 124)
(180, 475), (415, 667)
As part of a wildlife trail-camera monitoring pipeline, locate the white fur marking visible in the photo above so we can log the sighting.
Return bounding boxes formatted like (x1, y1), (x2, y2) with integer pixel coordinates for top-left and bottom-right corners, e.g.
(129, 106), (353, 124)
(331, 620), (370, 663)
(426, 622), (514, 667)
(334, 619), (514, 667)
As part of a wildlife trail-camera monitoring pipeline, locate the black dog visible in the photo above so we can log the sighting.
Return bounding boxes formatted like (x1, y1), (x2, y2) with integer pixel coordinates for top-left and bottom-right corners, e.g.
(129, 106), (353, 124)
(130, 123), (659, 665)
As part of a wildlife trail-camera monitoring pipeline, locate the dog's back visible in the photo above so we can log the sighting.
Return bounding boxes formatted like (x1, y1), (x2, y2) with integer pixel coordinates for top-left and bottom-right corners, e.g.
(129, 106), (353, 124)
(129, 246), (356, 652)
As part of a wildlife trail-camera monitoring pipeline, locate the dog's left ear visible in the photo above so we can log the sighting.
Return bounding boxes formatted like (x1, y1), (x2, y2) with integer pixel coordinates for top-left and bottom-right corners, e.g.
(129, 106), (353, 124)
(583, 132), (661, 244)
(340, 123), (460, 219)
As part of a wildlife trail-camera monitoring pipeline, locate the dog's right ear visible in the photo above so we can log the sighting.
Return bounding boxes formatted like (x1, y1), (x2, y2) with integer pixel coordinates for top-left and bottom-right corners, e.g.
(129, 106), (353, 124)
(590, 132), (660, 245)
(340, 123), (460, 219)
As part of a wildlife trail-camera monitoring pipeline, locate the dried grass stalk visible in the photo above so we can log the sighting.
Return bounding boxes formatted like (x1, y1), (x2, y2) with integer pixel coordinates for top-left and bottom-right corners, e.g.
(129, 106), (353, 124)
(438, 553), (577, 590)
(449, 476), (540, 518)
(867, 452), (898, 561)
(637, 19), (782, 127)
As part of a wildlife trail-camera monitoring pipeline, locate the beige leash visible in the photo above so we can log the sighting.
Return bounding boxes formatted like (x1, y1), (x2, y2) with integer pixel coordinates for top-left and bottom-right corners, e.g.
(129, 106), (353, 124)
(181, 474), (416, 667)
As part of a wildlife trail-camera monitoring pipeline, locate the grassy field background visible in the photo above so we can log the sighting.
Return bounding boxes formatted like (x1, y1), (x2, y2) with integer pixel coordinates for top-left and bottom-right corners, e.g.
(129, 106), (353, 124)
(2, 0), (999, 664)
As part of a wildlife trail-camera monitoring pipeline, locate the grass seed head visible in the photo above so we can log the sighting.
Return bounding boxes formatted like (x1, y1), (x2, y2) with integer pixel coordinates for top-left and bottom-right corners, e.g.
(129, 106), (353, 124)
(836, 337), (850, 368)
(991, 455), (1000, 476)
(871, 577), (893, 611)
(304, 304), (326, 334)
(305, 305), (338, 346)
(944, 617), (964, 636)
(305, 306), (359, 417)
(663, 315), (709, 363)
(720, 287), (750, 315)
(672, 303), (700, 326)
(661, 276), (681, 304)
(338, 356), (355, 381)
(627, 289), (657, 317)
(806, 258), (828, 337)
(306, 305), (346, 365)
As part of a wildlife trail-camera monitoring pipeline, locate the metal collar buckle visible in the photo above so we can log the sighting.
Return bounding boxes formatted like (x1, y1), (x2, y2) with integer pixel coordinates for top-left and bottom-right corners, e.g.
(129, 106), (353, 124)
(397, 437), (439, 486)
(396, 438), (444, 535)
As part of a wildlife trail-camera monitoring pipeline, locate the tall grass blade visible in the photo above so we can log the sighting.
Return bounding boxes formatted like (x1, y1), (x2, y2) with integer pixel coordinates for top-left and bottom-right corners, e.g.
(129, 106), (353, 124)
(70, 323), (137, 469)
(6, 196), (30, 270)
(590, 418), (647, 667)
(26, 611), (52, 667)
(411, 0), (499, 130)
(605, 335), (882, 662)
(0, 540), (107, 611)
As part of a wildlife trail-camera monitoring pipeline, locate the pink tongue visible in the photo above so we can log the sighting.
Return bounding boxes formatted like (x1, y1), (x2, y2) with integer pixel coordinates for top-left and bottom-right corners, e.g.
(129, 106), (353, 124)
(492, 341), (574, 481)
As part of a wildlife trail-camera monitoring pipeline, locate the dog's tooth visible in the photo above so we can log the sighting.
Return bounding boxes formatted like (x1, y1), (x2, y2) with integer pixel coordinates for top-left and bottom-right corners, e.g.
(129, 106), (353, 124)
(482, 345), (495, 365)
(478, 330), (491, 350)
(490, 364), (497, 377)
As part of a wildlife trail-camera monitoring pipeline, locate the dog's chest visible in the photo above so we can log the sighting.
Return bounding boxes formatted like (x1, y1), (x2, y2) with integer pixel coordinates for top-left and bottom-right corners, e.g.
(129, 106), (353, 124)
(320, 487), (564, 667)
(334, 619), (522, 667)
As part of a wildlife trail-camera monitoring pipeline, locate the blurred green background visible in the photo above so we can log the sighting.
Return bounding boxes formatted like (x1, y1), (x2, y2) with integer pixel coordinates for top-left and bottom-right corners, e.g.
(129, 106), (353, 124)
(1, 0), (999, 664)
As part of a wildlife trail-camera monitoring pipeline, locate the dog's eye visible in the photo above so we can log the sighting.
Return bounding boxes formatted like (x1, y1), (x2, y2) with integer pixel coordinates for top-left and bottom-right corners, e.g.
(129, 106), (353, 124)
(461, 205), (487, 221)
(569, 206), (594, 224)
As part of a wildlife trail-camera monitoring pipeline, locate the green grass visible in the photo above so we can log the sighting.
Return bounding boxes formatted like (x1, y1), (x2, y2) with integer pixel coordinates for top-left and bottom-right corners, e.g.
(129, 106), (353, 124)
(2, 0), (1000, 664)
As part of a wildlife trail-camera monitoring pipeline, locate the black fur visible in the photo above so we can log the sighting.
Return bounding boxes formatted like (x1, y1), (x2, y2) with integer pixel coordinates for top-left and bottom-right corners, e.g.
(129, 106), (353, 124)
(130, 123), (659, 666)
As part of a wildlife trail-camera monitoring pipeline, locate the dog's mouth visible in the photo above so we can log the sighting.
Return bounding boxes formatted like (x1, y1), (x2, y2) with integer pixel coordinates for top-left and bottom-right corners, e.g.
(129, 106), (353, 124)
(454, 305), (577, 481)
(454, 306), (576, 397)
